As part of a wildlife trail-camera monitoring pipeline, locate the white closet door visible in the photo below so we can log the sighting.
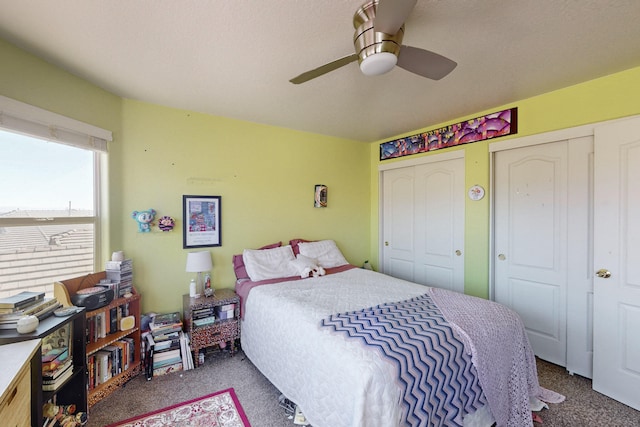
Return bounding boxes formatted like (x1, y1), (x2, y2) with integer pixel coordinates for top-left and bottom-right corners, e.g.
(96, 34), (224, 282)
(494, 142), (569, 366)
(381, 155), (464, 292)
(413, 159), (465, 292)
(382, 167), (416, 282)
(592, 116), (640, 410)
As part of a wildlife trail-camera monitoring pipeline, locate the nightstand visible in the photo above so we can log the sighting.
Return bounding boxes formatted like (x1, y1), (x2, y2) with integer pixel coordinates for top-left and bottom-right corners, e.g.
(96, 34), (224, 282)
(182, 289), (240, 367)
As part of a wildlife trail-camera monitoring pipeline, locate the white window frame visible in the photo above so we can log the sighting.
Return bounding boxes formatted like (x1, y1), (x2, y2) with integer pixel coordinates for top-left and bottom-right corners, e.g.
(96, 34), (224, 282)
(0, 95), (111, 292)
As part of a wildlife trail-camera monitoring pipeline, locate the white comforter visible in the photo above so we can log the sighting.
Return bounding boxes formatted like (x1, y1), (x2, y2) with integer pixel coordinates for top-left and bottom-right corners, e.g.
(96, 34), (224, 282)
(240, 268), (494, 427)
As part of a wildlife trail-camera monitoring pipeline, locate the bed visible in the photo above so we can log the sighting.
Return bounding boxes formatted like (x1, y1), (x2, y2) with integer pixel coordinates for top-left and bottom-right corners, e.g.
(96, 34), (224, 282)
(234, 239), (563, 427)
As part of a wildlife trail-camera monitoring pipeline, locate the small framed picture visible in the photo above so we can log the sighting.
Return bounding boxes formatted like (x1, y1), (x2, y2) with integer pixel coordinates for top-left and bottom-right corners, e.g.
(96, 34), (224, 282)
(314, 185), (327, 208)
(183, 195), (221, 248)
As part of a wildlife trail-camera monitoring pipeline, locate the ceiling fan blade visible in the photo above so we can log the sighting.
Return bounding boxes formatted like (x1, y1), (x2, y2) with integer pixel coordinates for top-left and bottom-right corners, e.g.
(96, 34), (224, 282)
(397, 45), (457, 80)
(289, 54), (359, 84)
(374, 0), (417, 34)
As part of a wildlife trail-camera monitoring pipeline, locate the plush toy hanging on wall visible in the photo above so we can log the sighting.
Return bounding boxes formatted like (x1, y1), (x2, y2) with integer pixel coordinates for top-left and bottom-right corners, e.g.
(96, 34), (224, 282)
(131, 209), (156, 232)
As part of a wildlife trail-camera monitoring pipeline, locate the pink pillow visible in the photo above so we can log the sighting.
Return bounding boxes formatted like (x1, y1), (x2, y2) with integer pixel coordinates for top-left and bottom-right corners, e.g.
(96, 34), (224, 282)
(233, 242), (282, 280)
(289, 238), (313, 255)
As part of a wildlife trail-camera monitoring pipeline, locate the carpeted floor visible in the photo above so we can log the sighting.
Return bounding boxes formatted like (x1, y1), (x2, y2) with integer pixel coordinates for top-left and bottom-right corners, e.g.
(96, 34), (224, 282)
(87, 349), (640, 427)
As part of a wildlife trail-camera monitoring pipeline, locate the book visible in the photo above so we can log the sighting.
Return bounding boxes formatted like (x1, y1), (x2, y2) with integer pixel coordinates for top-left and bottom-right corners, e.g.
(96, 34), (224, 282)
(34, 301), (62, 320)
(0, 297), (58, 318)
(150, 312), (181, 327)
(153, 361), (182, 377)
(42, 358), (72, 380)
(143, 332), (155, 380)
(193, 316), (216, 327)
(179, 331), (194, 371)
(95, 350), (111, 385)
(0, 291), (45, 309)
(42, 347), (68, 363)
(154, 338), (181, 352)
(153, 356), (182, 369)
(104, 345), (122, 376)
(42, 348), (70, 372)
(42, 323), (72, 354)
(109, 307), (118, 334)
(42, 365), (73, 391)
(88, 354), (96, 390)
(151, 330), (181, 342)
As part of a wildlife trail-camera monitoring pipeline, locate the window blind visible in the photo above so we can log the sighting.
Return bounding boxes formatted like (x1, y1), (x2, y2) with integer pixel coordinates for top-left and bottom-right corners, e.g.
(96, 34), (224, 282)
(0, 95), (112, 153)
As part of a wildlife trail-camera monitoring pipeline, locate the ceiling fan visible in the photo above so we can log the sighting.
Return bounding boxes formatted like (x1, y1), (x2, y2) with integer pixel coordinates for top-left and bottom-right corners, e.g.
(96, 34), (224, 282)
(289, 0), (457, 84)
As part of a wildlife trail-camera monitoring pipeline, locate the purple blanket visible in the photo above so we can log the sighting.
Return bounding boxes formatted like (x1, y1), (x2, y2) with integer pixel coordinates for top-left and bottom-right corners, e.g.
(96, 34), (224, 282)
(428, 288), (564, 427)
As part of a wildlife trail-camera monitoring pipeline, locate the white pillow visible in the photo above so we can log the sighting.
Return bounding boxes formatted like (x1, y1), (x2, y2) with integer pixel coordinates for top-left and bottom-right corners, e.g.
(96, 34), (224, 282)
(242, 245), (298, 281)
(298, 240), (348, 268)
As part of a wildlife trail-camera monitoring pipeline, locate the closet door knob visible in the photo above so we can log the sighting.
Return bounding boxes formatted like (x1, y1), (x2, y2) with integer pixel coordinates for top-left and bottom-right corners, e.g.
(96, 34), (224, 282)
(596, 269), (611, 278)
(455, 250), (462, 256)
(498, 254), (506, 261)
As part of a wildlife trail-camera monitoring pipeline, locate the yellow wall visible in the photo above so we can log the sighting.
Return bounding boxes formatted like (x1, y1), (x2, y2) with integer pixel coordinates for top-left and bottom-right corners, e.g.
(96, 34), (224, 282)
(369, 66), (640, 298)
(115, 100), (370, 312)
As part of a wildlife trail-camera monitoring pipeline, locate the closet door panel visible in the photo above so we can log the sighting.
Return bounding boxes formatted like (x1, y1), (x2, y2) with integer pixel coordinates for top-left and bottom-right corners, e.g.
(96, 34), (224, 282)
(382, 167), (416, 282)
(494, 142), (568, 366)
(414, 159), (464, 292)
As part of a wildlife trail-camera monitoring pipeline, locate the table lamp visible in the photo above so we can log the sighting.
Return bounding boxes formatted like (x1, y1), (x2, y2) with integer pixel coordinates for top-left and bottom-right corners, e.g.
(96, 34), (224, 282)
(185, 251), (213, 298)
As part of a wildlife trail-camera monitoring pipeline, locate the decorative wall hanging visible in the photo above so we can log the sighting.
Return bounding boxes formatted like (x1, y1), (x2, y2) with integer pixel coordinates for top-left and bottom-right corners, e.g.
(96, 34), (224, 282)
(468, 185), (485, 201)
(157, 216), (176, 232)
(380, 108), (518, 161)
(183, 195), (221, 248)
(314, 185), (327, 208)
(131, 209), (156, 232)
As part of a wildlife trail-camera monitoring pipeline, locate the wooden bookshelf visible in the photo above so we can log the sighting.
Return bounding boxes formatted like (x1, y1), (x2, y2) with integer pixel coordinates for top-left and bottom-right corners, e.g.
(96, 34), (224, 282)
(57, 272), (142, 407)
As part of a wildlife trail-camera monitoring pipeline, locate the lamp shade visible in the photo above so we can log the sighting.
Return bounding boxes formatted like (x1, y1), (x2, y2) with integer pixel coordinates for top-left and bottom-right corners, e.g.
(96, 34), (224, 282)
(185, 251), (213, 272)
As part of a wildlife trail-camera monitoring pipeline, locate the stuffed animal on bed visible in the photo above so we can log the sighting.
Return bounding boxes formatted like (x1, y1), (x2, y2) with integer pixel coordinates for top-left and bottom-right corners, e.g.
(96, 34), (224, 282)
(291, 254), (326, 278)
(131, 209), (156, 232)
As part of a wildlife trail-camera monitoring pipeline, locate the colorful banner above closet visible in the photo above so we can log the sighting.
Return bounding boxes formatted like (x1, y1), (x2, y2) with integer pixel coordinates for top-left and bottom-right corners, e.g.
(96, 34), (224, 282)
(380, 108), (517, 160)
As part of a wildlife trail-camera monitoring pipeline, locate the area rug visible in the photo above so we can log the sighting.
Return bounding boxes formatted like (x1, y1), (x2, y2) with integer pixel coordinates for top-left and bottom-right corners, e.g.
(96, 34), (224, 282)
(105, 387), (251, 427)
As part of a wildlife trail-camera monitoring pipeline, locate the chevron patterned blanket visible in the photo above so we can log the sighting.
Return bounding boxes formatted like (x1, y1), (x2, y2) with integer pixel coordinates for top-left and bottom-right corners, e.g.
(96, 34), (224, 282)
(321, 293), (486, 427)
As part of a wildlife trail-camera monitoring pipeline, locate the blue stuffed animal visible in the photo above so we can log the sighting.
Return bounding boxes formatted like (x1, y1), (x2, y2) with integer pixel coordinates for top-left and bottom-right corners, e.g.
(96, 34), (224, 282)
(131, 209), (156, 232)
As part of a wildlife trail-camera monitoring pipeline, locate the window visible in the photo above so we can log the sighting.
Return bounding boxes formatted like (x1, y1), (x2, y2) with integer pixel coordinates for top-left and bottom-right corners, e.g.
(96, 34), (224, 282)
(0, 96), (111, 298)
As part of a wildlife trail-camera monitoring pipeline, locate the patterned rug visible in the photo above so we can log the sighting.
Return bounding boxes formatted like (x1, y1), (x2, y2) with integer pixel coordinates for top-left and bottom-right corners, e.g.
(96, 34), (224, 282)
(105, 388), (250, 427)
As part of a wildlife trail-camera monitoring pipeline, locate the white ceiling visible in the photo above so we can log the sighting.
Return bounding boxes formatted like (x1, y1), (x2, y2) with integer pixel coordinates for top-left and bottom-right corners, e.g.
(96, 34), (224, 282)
(1, 1), (640, 142)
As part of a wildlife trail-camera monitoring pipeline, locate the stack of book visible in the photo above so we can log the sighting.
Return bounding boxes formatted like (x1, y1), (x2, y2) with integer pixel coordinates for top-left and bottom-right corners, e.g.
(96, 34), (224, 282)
(148, 312), (183, 376)
(42, 356), (73, 391)
(105, 259), (133, 297)
(0, 291), (61, 330)
(41, 326), (73, 391)
(192, 306), (216, 327)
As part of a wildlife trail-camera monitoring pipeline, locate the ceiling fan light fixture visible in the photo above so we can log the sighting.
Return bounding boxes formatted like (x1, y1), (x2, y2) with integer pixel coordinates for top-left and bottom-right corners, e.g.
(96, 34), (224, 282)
(359, 52), (397, 76)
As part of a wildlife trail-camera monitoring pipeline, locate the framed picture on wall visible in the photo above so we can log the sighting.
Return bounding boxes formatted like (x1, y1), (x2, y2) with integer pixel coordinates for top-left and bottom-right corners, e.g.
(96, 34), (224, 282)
(183, 195), (221, 248)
